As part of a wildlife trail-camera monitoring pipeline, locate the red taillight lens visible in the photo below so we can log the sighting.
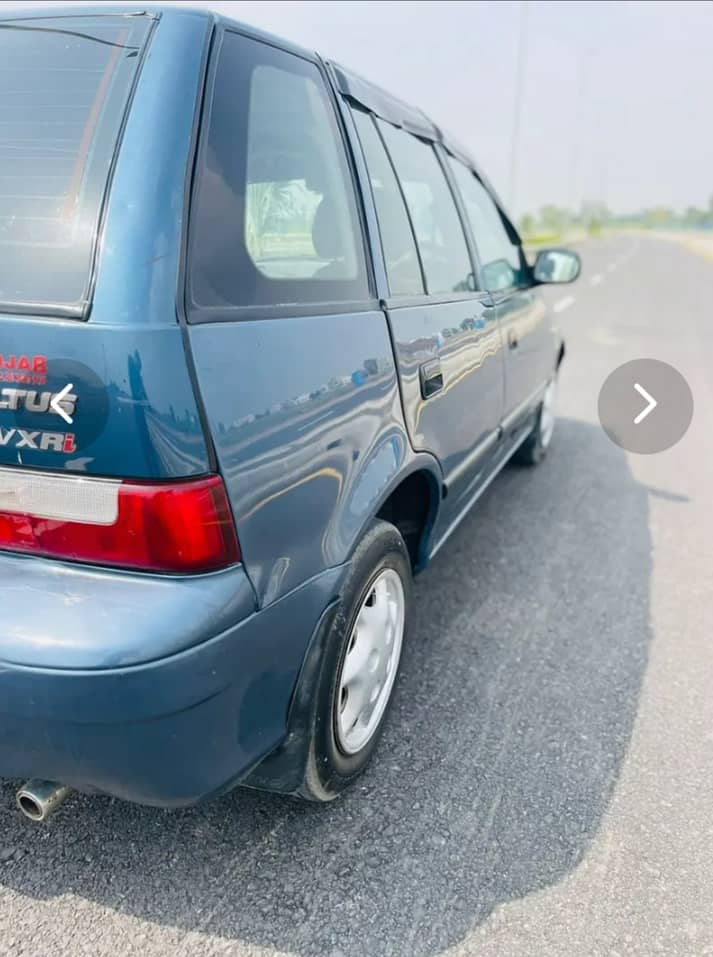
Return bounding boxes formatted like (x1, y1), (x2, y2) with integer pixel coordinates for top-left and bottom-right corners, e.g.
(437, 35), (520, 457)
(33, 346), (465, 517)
(0, 472), (240, 573)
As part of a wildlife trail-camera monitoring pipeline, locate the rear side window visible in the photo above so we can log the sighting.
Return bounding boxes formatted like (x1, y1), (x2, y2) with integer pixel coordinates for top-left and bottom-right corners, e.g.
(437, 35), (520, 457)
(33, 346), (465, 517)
(351, 109), (424, 297)
(0, 15), (152, 316)
(188, 31), (369, 315)
(378, 122), (473, 297)
(448, 157), (524, 292)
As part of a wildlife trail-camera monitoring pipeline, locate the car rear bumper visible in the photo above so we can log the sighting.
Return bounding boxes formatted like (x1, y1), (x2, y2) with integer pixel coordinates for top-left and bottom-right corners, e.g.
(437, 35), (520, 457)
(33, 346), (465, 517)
(0, 557), (345, 807)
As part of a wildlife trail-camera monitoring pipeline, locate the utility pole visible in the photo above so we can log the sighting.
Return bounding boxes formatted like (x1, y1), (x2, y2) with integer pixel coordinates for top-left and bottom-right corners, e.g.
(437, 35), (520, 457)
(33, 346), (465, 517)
(569, 43), (594, 219)
(508, 0), (528, 215)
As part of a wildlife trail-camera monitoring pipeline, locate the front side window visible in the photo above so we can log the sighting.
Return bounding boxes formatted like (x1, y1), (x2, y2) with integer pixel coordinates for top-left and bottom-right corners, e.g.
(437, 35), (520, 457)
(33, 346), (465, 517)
(0, 15), (152, 314)
(378, 122), (473, 297)
(188, 32), (369, 313)
(448, 158), (524, 293)
(351, 109), (424, 297)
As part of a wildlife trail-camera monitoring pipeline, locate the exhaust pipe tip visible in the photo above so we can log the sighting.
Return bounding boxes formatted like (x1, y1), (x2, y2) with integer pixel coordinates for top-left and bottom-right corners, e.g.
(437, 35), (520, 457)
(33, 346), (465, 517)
(16, 780), (71, 822)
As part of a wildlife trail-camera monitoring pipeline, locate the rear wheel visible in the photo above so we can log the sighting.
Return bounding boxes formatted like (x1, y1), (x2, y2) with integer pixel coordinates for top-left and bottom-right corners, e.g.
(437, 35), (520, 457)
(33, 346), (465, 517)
(513, 375), (558, 466)
(298, 520), (411, 801)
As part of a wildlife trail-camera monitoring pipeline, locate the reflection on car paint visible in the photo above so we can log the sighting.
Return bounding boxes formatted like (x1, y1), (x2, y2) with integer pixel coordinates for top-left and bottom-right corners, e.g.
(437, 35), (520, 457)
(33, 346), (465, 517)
(189, 310), (419, 603)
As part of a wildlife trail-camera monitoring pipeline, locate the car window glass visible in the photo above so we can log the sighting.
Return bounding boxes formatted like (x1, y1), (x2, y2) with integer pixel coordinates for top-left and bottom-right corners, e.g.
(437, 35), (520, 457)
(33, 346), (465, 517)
(378, 122), (473, 297)
(448, 157), (524, 292)
(188, 32), (368, 312)
(0, 15), (152, 313)
(351, 109), (424, 297)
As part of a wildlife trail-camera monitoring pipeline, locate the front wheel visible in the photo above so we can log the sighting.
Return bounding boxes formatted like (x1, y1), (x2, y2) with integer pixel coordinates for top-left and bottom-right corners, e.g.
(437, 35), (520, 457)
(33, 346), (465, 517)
(513, 375), (558, 466)
(298, 520), (411, 802)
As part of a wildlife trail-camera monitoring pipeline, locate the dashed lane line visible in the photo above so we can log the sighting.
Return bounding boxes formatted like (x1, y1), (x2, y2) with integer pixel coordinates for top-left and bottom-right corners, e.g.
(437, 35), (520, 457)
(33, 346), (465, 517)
(553, 295), (576, 314)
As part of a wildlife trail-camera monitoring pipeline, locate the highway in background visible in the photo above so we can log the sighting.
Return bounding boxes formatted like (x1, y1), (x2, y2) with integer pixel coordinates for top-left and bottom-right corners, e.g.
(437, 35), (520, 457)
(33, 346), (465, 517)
(1, 235), (712, 957)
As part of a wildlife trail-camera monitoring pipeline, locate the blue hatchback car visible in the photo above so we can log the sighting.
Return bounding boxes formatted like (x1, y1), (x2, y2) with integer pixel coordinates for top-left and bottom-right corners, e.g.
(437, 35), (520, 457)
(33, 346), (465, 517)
(0, 6), (580, 818)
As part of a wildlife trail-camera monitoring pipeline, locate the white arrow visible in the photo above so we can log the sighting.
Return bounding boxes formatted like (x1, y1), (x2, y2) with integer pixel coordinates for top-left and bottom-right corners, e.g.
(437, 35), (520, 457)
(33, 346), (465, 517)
(50, 383), (74, 425)
(633, 382), (657, 425)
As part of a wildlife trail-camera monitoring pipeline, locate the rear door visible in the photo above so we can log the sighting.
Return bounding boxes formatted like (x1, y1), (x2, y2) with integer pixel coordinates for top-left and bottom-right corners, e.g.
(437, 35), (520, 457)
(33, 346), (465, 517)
(446, 157), (553, 425)
(350, 109), (504, 518)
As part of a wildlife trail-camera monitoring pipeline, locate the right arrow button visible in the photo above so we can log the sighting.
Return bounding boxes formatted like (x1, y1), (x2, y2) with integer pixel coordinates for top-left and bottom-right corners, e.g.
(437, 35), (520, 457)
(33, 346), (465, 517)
(598, 359), (693, 454)
(633, 382), (657, 425)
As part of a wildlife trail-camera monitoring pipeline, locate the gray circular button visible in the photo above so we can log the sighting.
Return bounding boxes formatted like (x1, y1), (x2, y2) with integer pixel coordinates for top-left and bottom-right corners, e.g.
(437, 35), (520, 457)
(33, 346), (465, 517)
(598, 359), (693, 454)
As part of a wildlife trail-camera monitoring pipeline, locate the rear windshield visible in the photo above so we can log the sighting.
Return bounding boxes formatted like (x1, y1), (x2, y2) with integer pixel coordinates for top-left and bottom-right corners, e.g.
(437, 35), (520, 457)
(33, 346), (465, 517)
(0, 14), (152, 316)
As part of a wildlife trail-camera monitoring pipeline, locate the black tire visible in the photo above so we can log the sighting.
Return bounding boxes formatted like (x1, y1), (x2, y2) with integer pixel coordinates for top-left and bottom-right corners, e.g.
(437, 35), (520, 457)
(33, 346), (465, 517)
(297, 519), (411, 802)
(513, 376), (557, 466)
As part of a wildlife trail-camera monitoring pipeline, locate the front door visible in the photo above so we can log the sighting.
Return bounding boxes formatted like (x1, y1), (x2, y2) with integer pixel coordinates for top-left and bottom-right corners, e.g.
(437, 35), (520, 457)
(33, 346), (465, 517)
(446, 158), (552, 423)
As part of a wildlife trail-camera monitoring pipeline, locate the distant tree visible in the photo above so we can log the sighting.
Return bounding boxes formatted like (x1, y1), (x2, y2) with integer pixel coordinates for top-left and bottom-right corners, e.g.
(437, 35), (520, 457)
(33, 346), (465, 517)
(538, 205), (570, 235)
(519, 213), (536, 237)
(643, 207), (676, 229)
(580, 201), (611, 235)
(682, 206), (707, 229)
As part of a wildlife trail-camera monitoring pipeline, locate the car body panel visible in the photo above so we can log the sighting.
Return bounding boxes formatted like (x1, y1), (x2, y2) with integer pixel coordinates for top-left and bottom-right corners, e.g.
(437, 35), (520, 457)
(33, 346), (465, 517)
(0, 563), (346, 806)
(0, 551), (255, 669)
(89, 8), (211, 329)
(0, 318), (209, 476)
(188, 309), (440, 606)
(385, 297), (505, 524)
(495, 287), (559, 419)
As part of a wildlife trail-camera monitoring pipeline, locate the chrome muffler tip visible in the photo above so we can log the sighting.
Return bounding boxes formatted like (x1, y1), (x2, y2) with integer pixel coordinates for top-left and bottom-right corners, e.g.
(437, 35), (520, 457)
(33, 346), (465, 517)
(16, 780), (71, 822)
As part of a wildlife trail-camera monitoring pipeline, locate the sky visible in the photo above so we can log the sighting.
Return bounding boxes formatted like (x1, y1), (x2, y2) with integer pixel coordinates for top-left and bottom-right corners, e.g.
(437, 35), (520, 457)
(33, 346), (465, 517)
(2, 0), (712, 218)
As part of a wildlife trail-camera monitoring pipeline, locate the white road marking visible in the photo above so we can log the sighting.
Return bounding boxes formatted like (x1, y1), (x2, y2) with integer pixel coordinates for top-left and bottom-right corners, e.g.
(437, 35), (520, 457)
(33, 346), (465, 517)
(553, 295), (576, 314)
(613, 238), (640, 268)
(595, 238), (640, 282)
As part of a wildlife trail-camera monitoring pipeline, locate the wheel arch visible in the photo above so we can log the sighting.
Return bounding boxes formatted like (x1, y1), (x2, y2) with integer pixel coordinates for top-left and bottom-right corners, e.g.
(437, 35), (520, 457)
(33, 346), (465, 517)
(369, 456), (442, 574)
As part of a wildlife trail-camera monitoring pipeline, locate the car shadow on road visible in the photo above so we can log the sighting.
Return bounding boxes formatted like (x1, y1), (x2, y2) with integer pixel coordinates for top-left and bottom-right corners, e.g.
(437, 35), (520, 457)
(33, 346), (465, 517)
(0, 417), (654, 957)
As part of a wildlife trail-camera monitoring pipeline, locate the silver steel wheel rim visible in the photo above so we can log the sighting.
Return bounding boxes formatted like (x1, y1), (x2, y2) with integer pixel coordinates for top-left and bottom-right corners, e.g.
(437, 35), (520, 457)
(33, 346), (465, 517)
(540, 378), (557, 448)
(336, 568), (406, 755)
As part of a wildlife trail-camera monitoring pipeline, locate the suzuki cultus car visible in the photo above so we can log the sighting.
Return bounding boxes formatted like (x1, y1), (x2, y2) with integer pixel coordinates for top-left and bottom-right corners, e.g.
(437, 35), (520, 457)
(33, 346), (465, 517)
(0, 6), (579, 819)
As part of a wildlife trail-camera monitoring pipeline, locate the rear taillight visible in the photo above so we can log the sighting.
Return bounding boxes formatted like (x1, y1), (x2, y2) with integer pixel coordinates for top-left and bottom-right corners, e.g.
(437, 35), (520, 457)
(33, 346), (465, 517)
(0, 470), (240, 573)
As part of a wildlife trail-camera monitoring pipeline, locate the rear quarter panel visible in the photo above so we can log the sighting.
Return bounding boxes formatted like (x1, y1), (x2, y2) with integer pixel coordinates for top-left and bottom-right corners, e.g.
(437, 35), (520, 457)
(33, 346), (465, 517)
(189, 310), (437, 604)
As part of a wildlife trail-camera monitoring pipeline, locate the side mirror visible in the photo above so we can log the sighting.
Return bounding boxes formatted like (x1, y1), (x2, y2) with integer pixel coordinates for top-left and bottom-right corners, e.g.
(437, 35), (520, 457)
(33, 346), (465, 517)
(532, 248), (581, 285)
(481, 258), (517, 292)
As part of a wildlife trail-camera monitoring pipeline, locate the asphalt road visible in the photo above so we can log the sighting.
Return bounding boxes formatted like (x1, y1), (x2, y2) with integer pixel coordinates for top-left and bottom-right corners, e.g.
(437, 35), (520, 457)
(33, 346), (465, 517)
(1, 234), (712, 956)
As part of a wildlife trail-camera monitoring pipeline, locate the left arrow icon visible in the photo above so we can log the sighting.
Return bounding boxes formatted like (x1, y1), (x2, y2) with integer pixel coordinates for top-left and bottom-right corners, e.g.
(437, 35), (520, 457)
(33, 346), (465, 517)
(50, 383), (74, 424)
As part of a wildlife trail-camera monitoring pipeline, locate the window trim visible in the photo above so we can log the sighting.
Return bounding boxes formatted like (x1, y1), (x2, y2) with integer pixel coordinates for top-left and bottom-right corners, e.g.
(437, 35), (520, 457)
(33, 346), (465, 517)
(183, 25), (374, 324)
(317, 55), (377, 302)
(383, 289), (493, 312)
(445, 149), (531, 297)
(187, 297), (382, 325)
(433, 141), (484, 292)
(348, 105), (424, 300)
(370, 114), (429, 297)
(375, 118), (481, 302)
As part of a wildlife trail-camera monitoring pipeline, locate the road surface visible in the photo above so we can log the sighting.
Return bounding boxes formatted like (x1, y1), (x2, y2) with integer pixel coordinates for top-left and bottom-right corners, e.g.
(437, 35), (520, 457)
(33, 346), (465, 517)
(1, 234), (712, 957)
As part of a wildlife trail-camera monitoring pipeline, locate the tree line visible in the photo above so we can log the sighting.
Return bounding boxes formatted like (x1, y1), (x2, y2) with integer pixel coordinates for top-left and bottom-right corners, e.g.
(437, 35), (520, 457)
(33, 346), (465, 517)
(518, 196), (713, 238)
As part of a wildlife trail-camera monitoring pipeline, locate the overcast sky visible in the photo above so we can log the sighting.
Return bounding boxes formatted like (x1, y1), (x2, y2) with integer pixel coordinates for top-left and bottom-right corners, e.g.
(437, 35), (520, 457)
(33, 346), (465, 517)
(2, 0), (712, 217)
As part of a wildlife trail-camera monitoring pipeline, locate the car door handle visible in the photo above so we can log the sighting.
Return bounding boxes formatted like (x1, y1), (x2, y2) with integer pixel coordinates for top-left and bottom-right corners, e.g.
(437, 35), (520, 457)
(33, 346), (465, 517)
(419, 359), (443, 399)
(508, 329), (519, 350)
